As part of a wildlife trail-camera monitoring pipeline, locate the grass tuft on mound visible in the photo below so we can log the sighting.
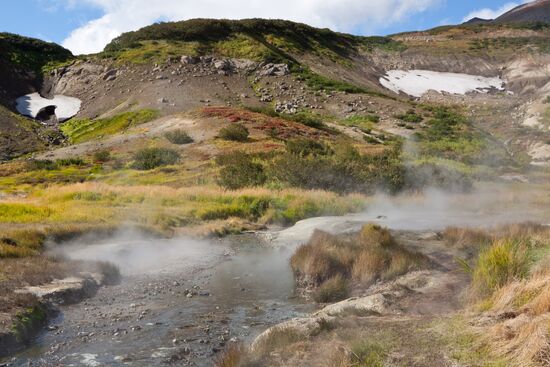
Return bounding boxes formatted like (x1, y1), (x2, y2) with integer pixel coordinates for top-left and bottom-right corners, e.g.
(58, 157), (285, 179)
(291, 224), (429, 302)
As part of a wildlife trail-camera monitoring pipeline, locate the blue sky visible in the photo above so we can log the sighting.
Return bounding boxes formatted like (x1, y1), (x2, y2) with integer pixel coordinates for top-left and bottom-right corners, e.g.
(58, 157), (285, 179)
(0, 0), (529, 54)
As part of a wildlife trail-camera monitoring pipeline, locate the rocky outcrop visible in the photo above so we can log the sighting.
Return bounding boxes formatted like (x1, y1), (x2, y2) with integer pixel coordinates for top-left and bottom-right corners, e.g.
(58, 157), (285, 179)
(0, 272), (113, 358)
(15, 273), (105, 305)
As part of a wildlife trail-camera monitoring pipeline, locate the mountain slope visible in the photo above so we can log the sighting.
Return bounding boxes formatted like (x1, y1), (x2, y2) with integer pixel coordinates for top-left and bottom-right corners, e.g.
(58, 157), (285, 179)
(496, 0), (550, 24)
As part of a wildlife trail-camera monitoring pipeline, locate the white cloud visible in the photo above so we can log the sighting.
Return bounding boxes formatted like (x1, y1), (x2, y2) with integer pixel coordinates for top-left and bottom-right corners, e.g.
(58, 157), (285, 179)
(60, 0), (439, 55)
(461, 1), (531, 23)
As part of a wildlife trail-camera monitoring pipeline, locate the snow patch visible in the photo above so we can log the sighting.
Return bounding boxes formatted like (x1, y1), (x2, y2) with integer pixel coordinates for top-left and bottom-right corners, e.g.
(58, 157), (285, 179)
(16, 92), (81, 121)
(380, 70), (505, 97)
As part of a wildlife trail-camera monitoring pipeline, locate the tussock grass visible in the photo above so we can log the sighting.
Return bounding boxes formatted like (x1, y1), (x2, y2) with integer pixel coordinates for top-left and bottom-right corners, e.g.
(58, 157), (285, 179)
(443, 227), (492, 250)
(291, 224), (429, 301)
(470, 239), (531, 300)
(314, 274), (350, 303)
(456, 223), (550, 366)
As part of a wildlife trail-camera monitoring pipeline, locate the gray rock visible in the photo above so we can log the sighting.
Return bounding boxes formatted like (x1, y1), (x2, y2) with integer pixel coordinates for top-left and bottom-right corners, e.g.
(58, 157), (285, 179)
(180, 55), (199, 65)
(258, 63), (290, 77)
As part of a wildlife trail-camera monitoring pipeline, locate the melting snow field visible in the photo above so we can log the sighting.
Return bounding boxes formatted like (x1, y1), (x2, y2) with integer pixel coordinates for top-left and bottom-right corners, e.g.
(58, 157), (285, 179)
(16, 92), (81, 121)
(380, 70), (505, 97)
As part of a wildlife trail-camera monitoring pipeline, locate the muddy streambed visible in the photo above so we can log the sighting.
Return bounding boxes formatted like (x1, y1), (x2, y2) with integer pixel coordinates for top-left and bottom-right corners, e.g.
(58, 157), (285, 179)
(3, 188), (548, 366)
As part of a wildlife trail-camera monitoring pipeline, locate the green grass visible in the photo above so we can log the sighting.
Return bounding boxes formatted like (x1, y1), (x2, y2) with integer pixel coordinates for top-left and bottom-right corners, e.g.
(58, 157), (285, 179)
(61, 109), (159, 143)
(471, 239), (532, 299)
(349, 340), (387, 367)
(0, 203), (52, 223)
(295, 67), (369, 94)
(341, 115), (379, 131)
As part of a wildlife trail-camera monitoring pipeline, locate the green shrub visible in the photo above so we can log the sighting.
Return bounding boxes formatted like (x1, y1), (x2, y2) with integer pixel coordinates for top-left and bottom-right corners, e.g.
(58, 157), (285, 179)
(285, 138), (327, 157)
(56, 158), (85, 167)
(131, 148), (180, 170)
(165, 129), (193, 144)
(219, 124), (249, 142)
(269, 143), (404, 194)
(93, 150), (111, 163)
(217, 152), (266, 189)
(27, 159), (58, 171)
(395, 110), (423, 123)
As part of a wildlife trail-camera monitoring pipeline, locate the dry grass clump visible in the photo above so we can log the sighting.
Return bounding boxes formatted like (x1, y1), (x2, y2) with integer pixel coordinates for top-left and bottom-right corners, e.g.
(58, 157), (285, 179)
(464, 223), (550, 366)
(291, 224), (429, 302)
(215, 343), (246, 367)
(314, 274), (350, 303)
(251, 326), (304, 356)
(443, 227), (492, 250)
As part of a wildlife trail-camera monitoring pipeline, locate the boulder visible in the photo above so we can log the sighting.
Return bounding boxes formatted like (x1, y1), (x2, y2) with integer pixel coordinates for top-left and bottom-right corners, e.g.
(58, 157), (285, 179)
(102, 69), (118, 81)
(233, 59), (258, 71)
(180, 55), (199, 65)
(213, 59), (234, 72)
(258, 63), (290, 77)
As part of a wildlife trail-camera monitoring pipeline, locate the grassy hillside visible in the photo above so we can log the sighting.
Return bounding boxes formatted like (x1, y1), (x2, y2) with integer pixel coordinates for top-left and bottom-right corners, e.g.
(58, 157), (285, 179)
(0, 32), (73, 74)
(104, 18), (403, 62)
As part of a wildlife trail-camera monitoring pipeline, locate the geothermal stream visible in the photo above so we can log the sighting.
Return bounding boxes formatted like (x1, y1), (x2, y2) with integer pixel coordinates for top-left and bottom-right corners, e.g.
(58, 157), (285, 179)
(3, 188), (549, 367)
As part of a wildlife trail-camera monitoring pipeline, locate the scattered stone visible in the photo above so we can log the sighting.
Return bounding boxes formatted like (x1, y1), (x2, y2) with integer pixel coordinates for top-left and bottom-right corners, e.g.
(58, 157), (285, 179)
(258, 63), (290, 77)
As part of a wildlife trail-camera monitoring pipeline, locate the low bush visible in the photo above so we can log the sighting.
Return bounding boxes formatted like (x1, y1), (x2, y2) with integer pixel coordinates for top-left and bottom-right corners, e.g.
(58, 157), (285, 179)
(395, 110), (423, 123)
(131, 148), (180, 170)
(27, 159), (57, 171)
(165, 129), (193, 144)
(216, 152), (266, 189)
(219, 124), (249, 142)
(93, 150), (111, 163)
(269, 143), (405, 194)
(27, 158), (86, 171)
(285, 138), (328, 157)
